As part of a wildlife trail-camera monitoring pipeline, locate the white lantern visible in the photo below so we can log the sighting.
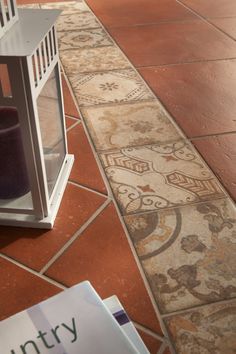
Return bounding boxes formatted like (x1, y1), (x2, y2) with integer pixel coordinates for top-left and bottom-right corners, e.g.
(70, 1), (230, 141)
(0, 8), (74, 228)
(0, 0), (19, 39)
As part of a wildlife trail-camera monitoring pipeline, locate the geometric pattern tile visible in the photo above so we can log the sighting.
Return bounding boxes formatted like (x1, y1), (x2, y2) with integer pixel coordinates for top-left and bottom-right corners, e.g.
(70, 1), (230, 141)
(58, 28), (113, 51)
(125, 198), (236, 313)
(100, 140), (225, 215)
(56, 11), (100, 32)
(61, 47), (130, 74)
(165, 299), (236, 353)
(82, 101), (183, 150)
(69, 69), (154, 106)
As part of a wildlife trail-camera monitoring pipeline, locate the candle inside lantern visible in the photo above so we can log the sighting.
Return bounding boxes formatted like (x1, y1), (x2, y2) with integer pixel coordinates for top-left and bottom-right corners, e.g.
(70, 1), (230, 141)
(0, 107), (30, 199)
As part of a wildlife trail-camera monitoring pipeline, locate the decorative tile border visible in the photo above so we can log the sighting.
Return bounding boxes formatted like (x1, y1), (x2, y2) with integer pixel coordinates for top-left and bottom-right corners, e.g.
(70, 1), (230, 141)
(99, 140), (225, 215)
(61, 47), (131, 74)
(125, 198), (236, 313)
(82, 100), (184, 151)
(164, 299), (236, 354)
(68, 69), (154, 106)
(58, 28), (113, 50)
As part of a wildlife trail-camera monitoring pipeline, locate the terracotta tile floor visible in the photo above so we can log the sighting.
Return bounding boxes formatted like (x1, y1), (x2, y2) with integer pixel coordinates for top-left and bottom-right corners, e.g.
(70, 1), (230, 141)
(1, 1), (236, 353)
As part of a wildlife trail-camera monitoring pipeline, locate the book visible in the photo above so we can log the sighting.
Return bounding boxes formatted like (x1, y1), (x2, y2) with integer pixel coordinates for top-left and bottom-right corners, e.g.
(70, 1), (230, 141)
(104, 295), (149, 354)
(0, 281), (138, 354)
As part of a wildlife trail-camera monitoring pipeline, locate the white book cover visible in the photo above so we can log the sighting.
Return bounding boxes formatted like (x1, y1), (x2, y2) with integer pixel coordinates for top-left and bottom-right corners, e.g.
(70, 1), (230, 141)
(104, 296), (150, 354)
(0, 281), (138, 354)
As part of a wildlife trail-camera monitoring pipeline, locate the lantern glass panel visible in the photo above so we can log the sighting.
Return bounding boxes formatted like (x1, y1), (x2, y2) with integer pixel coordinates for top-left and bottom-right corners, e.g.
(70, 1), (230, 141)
(0, 64), (12, 97)
(0, 106), (33, 210)
(37, 67), (66, 197)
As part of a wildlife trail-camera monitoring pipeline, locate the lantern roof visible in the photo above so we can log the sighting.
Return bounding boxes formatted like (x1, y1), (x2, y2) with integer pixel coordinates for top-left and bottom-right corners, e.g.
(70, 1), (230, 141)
(0, 9), (61, 57)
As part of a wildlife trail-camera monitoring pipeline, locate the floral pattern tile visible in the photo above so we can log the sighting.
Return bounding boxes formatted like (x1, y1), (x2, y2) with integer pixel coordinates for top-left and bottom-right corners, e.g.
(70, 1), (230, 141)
(99, 140), (225, 215)
(69, 69), (154, 106)
(125, 198), (236, 313)
(82, 101), (183, 150)
(41, 1), (90, 13)
(58, 28), (113, 51)
(61, 47), (130, 75)
(165, 300), (236, 353)
(56, 11), (100, 32)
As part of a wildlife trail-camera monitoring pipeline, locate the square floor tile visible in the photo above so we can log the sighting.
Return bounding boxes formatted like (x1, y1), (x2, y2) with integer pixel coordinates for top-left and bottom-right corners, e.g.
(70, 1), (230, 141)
(67, 123), (107, 194)
(139, 60), (236, 138)
(125, 198), (236, 313)
(193, 133), (236, 201)
(210, 17), (236, 40)
(86, 0), (197, 27)
(69, 69), (154, 107)
(0, 257), (61, 320)
(100, 140), (225, 215)
(109, 20), (236, 67)
(0, 184), (106, 271)
(58, 28), (113, 51)
(56, 11), (100, 32)
(82, 101), (183, 150)
(46, 203), (163, 335)
(165, 300), (236, 353)
(61, 46), (130, 75)
(180, 0), (236, 18)
(41, 1), (90, 13)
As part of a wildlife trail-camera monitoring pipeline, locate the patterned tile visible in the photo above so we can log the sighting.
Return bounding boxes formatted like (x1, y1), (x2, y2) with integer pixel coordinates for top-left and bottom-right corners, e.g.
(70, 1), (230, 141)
(41, 1), (90, 13)
(165, 300), (236, 353)
(61, 47), (130, 75)
(56, 11), (100, 32)
(82, 101), (183, 151)
(125, 198), (236, 313)
(99, 140), (225, 215)
(58, 28), (113, 51)
(69, 69), (154, 107)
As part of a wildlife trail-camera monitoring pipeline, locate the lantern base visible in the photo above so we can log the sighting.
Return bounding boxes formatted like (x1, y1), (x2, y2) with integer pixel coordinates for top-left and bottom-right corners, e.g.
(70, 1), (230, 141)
(0, 154), (74, 229)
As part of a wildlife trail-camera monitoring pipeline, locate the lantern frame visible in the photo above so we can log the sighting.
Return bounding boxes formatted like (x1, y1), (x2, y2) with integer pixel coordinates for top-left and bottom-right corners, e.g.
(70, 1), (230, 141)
(0, 0), (19, 39)
(0, 9), (74, 228)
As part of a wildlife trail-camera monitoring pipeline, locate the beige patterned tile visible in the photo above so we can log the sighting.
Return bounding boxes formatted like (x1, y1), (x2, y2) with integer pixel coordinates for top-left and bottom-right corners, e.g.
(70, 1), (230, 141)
(165, 300), (236, 353)
(61, 47), (130, 75)
(69, 69), (154, 106)
(41, 1), (89, 13)
(99, 140), (225, 215)
(82, 101), (183, 150)
(56, 11), (100, 32)
(125, 198), (236, 313)
(58, 28), (113, 51)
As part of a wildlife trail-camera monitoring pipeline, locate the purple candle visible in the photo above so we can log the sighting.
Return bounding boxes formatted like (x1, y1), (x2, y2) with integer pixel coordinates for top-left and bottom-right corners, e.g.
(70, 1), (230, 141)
(0, 107), (30, 199)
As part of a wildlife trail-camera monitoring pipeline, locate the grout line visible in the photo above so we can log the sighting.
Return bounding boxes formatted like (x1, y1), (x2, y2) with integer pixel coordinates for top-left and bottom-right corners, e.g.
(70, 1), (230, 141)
(190, 130), (236, 141)
(66, 119), (81, 132)
(68, 180), (109, 199)
(110, 199), (177, 354)
(158, 342), (173, 354)
(132, 321), (166, 342)
(176, 0), (236, 42)
(0, 253), (67, 290)
(137, 56), (236, 68)
(39, 198), (111, 274)
(161, 296), (236, 319)
(65, 114), (81, 120)
(121, 195), (228, 218)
